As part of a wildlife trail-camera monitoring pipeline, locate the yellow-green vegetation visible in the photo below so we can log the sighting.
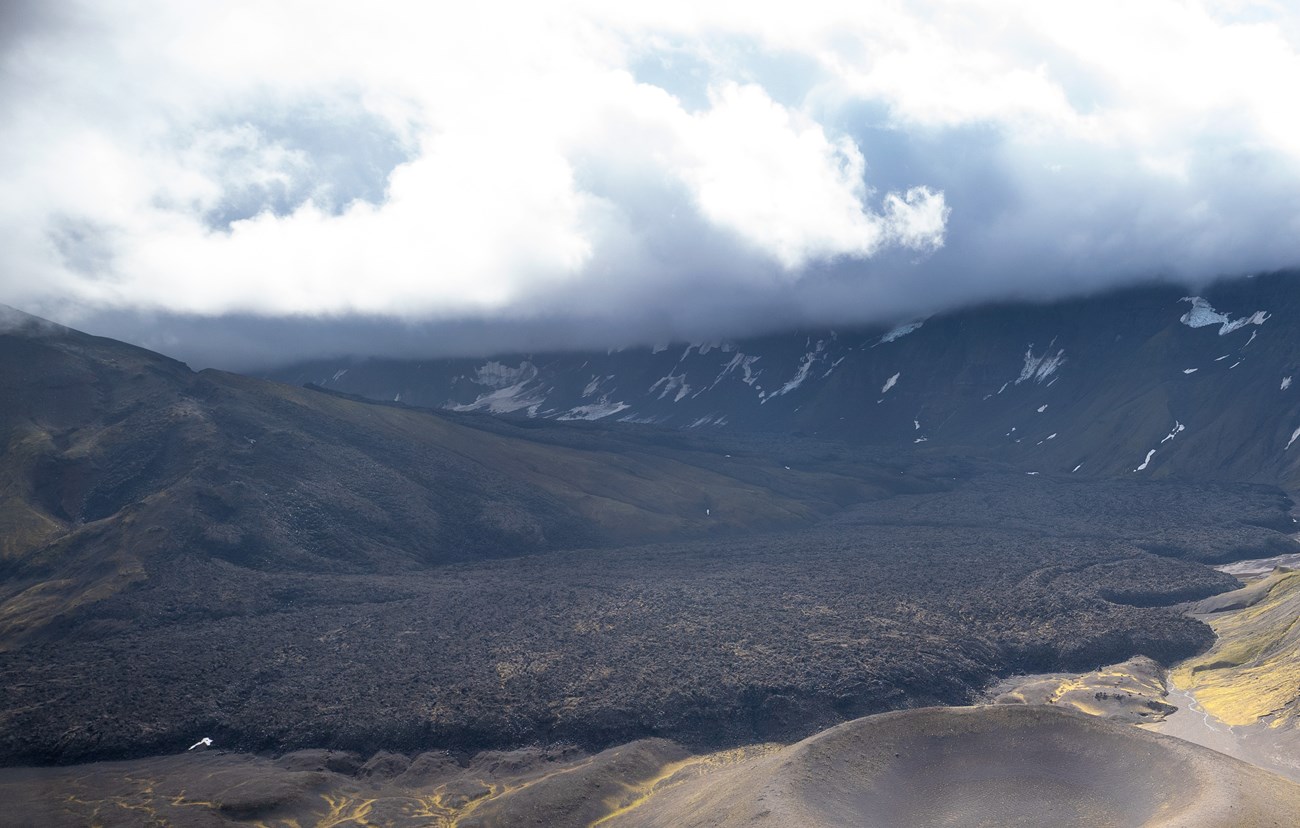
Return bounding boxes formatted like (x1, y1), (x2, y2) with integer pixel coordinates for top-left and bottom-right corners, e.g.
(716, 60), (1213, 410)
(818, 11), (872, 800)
(1173, 568), (1300, 727)
(588, 744), (780, 827)
(990, 657), (1175, 723)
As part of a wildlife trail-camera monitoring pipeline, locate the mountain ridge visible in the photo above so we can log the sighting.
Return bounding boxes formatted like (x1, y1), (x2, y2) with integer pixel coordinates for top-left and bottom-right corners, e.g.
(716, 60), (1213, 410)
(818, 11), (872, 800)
(268, 270), (1300, 491)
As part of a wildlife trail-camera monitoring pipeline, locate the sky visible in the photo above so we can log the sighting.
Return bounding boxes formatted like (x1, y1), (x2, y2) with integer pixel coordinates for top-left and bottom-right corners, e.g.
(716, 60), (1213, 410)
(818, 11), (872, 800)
(3, 1), (1300, 367)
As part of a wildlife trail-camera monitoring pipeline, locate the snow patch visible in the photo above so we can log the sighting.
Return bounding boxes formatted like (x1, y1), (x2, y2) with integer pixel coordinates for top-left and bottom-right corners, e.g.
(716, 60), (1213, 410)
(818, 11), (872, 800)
(1037, 404), (1048, 413)
(764, 343), (825, 402)
(558, 398), (630, 421)
(1016, 344), (1066, 385)
(913, 419), (921, 430)
(1072, 464), (1082, 473)
(652, 343), (668, 354)
(649, 373), (691, 403)
(1134, 449), (1156, 472)
(1160, 421), (1186, 444)
(879, 320), (925, 344)
(1283, 377), (1293, 391)
(1046, 433), (1057, 440)
(451, 361), (547, 414)
(822, 355), (847, 379)
(469, 361), (536, 390)
(331, 368), (348, 382)
(1179, 297), (1270, 335)
(709, 352), (762, 392)
(881, 372), (900, 394)
(1183, 368), (1198, 374)
(1289, 426), (1300, 451)
(914, 437), (928, 443)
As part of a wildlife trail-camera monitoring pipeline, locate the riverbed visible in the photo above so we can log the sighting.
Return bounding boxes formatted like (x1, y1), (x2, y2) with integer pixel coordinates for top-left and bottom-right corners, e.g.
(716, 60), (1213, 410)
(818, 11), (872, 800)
(1144, 549), (1300, 782)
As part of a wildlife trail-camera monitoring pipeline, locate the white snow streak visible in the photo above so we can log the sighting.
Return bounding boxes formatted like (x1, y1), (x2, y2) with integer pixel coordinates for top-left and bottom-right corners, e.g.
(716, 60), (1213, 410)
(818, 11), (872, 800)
(451, 361), (546, 414)
(649, 373), (691, 402)
(1283, 377), (1293, 391)
(1288, 426), (1300, 451)
(1016, 344), (1066, 385)
(558, 398), (630, 421)
(881, 372), (900, 394)
(764, 342), (825, 402)
(1134, 449), (1156, 471)
(879, 320), (925, 344)
(1179, 297), (1270, 335)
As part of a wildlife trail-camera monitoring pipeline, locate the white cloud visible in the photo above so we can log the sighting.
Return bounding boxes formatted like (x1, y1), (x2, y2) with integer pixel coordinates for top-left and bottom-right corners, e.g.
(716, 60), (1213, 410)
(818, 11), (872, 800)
(1, 0), (1300, 350)
(673, 82), (944, 269)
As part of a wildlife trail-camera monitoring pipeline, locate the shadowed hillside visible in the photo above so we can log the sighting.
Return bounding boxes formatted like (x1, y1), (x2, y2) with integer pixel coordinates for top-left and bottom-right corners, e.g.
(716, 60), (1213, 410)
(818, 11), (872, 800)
(0, 308), (906, 651)
(272, 271), (1300, 490)
(1, 309), (1297, 773)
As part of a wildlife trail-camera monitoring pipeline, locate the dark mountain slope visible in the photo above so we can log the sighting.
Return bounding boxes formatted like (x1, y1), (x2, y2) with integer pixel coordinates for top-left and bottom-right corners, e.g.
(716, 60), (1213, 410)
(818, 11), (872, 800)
(0, 310), (899, 651)
(270, 270), (1300, 490)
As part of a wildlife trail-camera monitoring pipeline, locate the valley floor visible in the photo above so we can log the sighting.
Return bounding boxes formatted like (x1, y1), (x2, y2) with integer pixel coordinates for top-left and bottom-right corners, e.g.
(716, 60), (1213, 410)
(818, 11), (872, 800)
(7, 488), (1300, 826)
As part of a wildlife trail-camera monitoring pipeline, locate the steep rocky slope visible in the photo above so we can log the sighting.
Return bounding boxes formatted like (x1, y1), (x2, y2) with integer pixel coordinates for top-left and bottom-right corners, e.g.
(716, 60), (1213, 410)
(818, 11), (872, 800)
(272, 271), (1300, 489)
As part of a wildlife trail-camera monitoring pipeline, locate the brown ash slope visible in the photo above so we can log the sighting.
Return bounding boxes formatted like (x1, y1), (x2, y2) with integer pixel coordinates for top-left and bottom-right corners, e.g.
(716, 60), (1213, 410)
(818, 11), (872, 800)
(597, 705), (1300, 828)
(0, 309), (1293, 767)
(12, 706), (1300, 827)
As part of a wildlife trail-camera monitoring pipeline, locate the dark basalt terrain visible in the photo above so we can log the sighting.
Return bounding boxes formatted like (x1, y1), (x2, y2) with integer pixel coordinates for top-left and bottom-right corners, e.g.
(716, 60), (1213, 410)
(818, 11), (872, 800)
(4, 296), (1300, 828)
(0, 509), (1249, 764)
(1, 309), (1293, 770)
